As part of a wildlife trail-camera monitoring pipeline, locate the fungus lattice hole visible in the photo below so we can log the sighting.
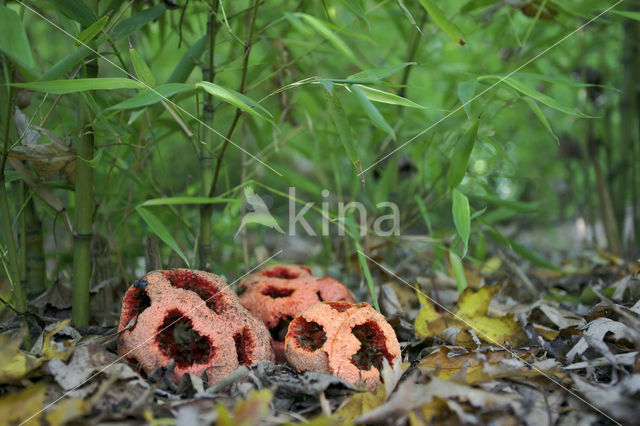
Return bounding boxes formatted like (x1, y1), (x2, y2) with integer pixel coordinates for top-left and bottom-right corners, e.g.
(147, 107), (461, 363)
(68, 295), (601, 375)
(316, 291), (324, 302)
(164, 270), (227, 314)
(292, 318), (326, 351)
(157, 309), (213, 367)
(350, 321), (392, 371)
(270, 316), (293, 342)
(121, 288), (151, 329)
(233, 328), (254, 366)
(327, 302), (351, 312)
(261, 267), (299, 279)
(262, 286), (294, 298)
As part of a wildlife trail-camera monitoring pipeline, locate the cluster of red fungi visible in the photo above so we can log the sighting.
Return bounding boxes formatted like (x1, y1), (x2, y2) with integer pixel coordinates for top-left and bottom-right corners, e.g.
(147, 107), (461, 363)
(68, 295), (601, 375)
(118, 264), (400, 390)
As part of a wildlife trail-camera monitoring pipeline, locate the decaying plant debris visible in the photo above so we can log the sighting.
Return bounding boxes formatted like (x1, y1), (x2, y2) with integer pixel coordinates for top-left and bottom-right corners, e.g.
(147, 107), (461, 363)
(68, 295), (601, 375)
(1, 250), (638, 425)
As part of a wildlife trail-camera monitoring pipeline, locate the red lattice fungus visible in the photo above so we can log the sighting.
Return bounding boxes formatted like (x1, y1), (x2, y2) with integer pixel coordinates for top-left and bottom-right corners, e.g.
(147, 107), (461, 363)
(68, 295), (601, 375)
(118, 269), (274, 384)
(238, 264), (355, 361)
(284, 301), (401, 391)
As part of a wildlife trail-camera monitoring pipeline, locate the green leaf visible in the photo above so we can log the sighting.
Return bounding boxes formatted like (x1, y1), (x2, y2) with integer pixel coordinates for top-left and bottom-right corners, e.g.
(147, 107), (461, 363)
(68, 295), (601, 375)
(452, 188), (470, 257)
(75, 15), (109, 45)
(397, 0), (422, 31)
(457, 81), (477, 118)
(49, 0), (97, 27)
(129, 47), (156, 87)
(348, 62), (416, 82)
(13, 78), (145, 94)
(39, 46), (93, 81)
(136, 206), (190, 268)
(107, 83), (192, 110)
(140, 196), (234, 206)
(196, 82), (272, 122)
(354, 85), (425, 109)
(414, 195), (432, 234)
(0, 5), (38, 77)
(465, 191), (539, 213)
(292, 12), (361, 66)
(446, 117), (480, 188)
(345, 218), (380, 312)
(480, 75), (592, 117)
(111, 4), (166, 40)
(449, 249), (468, 293)
(323, 86), (361, 175)
(611, 10), (640, 21)
(351, 85), (395, 139)
(167, 35), (207, 83)
(522, 97), (558, 143)
(417, 0), (466, 45)
(484, 227), (559, 270)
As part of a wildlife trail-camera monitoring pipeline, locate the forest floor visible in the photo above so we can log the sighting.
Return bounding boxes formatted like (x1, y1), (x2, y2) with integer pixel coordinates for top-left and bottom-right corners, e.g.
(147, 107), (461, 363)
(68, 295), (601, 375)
(1, 241), (639, 425)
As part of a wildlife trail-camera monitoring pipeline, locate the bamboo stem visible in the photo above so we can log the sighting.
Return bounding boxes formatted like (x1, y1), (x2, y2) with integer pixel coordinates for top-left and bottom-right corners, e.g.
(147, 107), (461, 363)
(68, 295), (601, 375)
(0, 75), (27, 313)
(71, 58), (97, 326)
(199, 0), (260, 270)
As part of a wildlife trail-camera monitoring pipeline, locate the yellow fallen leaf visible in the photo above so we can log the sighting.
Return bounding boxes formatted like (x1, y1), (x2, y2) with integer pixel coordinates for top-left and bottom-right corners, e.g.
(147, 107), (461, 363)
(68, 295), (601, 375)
(39, 319), (76, 362)
(415, 286), (528, 348)
(408, 397), (455, 426)
(215, 389), (273, 426)
(334, 386), (386, 423)
(0, 330), (42, 384)
(0, 382), (89, 426)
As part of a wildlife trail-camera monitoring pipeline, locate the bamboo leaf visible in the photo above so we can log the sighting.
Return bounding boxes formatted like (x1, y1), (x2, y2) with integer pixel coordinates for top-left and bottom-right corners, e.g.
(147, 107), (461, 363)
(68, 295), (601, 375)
(354, 85), (425, 109)
(522, 97), (558, 143)
(452, 188), (470, 257)
(0, 5), (38, 78)
(449, 250), (468, 293)
(129, 47), (156, 87)
(292, 12), (361, 66)
(140, 197), (234, 206)
(351, 85), (395, 139)
(417, 0), (466, 45)
(195, 82), (272, 122)
(13, 78), (145, 94)
(348, 62), (416, 82)
(346, 218), (380, 312)
(111, 4), (166, 40)
(75, 15), (109, 45)
(480, 75), (592, 117)
(49, 0), (97, 27)
(136, 207), (190, 268)
(611, 10), (640, 21)
(397, 0), (422, 31)
(457, 81), (477, 118)
(107, 83), (192, 110)
(323, 86), (361, 175)
(446, 117), (480, 188)
(166, 35), (207, 83)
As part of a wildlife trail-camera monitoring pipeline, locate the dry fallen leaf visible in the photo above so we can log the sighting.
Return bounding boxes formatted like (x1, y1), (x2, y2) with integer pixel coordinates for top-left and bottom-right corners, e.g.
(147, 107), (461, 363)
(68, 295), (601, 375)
(418, 346), (564, 384)
(334, 386), (386, 423)
(415, 286), (528, 348)
(0, 330), (42, 384)
(215, 389), (273, 426)
(0, 382), (90, 426)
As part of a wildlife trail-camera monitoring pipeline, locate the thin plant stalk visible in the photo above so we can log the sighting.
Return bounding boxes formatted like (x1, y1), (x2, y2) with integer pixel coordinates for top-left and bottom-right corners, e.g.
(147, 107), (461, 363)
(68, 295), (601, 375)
(71, 60), (98, 326)
(200, 0), (260, 270)
(0, 78), (27, 313)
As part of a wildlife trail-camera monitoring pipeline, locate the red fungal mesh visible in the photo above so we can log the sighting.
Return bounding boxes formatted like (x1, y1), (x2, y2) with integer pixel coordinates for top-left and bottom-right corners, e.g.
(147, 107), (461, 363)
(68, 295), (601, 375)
(350, 321), (392, 371)
(162, 270), (227, 314)
(233, 328), (254, 366)
(261, 286), (295, 298)
(156, 309), (213, 367)
(291, 317), (326, 351)
(260, 266), (305, 279)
